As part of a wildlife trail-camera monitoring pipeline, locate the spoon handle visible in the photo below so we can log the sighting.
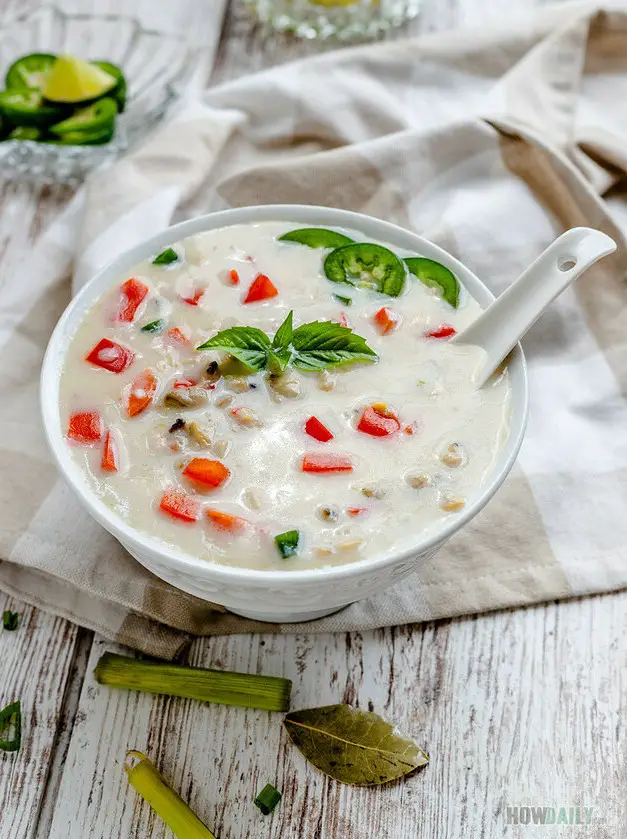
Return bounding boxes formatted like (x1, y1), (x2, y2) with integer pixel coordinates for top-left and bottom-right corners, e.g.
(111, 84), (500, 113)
(454, 227), (617, 387)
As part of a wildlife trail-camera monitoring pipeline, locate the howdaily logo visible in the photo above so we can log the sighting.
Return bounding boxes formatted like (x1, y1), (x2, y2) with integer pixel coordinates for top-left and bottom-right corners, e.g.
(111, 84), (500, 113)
(505, 806), (597, 825)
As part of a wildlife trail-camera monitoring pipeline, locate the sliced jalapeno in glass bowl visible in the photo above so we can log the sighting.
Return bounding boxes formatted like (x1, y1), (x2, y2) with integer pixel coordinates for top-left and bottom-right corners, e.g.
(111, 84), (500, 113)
(5, 52), (56, 90)
(405, 257), (461, 308)
(0, 88), (68, 127)
(279, 227), (355, 249)
(324, 242), (406, 297)
(49, 98), (117, 137)
(92, 61), (126, 112)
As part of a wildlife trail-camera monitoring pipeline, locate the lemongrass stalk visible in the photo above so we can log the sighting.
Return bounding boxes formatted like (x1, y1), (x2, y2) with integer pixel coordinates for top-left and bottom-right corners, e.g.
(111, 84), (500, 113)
(94, 653), (291, 711)
(125, 751), (217, 839)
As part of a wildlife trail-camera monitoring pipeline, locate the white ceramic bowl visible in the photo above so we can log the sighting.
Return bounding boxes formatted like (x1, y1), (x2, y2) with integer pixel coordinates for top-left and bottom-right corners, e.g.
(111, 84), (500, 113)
(41, 205), (528, 623)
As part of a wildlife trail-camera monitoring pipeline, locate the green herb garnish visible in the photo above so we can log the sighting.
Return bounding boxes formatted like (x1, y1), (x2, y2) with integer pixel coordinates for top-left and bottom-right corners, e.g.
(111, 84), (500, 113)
(152, 247), (179, 266)
(284, 704), (429, 785)
(254, 784), (282, 815)
(141, 319), (165, 333)
(2, 610), (19, 631)
(274, 530), (300, 559)
(94, 652), (291, 712)
(333, 294), (353, 306)
(0, 700), (21, 752)
(197, 311), (376, 374)
(125, 750), (218, 838)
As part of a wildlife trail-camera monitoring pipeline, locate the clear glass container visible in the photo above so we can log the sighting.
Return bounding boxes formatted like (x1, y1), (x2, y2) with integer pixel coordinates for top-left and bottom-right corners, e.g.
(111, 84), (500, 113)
(0, 5), (201, 184)
(244, 0), (421, 40)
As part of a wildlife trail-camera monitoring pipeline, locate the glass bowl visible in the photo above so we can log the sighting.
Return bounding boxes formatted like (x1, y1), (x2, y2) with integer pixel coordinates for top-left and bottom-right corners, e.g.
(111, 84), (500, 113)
(0, 5), (200, 184)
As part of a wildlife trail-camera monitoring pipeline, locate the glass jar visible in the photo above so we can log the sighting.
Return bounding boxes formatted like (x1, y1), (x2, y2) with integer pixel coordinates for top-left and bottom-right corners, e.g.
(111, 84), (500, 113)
(244, 0), (421, 40)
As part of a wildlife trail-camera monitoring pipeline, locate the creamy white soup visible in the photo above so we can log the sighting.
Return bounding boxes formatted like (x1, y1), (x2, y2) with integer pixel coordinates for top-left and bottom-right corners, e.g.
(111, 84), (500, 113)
(58, 221), (510, 571)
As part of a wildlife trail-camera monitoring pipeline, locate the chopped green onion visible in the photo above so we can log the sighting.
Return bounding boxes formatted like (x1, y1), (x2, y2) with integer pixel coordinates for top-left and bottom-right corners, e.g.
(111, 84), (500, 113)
(153, 247), (179, 265)
(2, 610), (19, 631)
(333, 294), (353, 306)
(94, 653), (291, 712)
(125, 750), (218, 838)
(141, 319), (165, 333)
(254, 783), (282, 815)
(274, 530), (300, 559)
(0, 700), (21, 752)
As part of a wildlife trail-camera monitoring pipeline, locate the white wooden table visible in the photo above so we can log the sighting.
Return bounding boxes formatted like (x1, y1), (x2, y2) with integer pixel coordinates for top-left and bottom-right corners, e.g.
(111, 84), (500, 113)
(1, 2), (625, 837)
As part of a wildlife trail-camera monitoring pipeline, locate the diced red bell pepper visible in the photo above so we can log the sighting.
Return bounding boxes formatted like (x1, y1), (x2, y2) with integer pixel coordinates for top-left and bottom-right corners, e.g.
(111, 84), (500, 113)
(244, 273), (278, 304)
(183, 458), (230, 489)
(159, 489), (200, 523)
(374, 307), (399, 335)
(167, 327), (189, 345)
(116, 277), (148, 323)
(101, 430), (119, 472)
(173, 377), (197, 388)
(228, 269), (240, 286)
(205, 509), (247, 533)
(425, 324), (456, 339)
(85, 338), (134, 374)
(127, 368), (157, 417)
(347, 507), (368, 517)
(357, 405), (401, 437)
(180, 289), (204, 306)
(67, 411), (102, 444)
(305, 416), (334, 443)
(302, 453), (353, 473)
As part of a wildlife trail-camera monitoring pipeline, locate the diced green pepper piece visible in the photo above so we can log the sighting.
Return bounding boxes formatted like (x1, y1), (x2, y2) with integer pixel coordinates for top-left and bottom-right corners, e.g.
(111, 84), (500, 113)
(2, 610), (19, 631)
(404, 257), (460, 308)
(274, 530), (300, 559)
(5, 53), (56, 90)
(324, 243), (406, 297)
(279, 227), (355, 249)
(49, 97), (117, 135)
(141, 319), (165, 333)
(333, 294), (353, 306)
(47, 124), (114, 146)
(254, 784), (282, 815)
(153, 247), (179, 266)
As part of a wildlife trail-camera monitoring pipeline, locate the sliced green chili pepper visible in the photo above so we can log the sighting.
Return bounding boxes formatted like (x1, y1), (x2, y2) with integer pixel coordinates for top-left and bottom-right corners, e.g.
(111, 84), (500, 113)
(274, 530), (300, 559)
(0, 88), (67, 127)
(0, 700), (21, 752)
(254, 784), (282, 815)
(324, 243), (406, 297)
(48, 124), (114, 146)
(333, 294), (353, 306)
(279, 228), (354, 249)
(92, 61), (127, 112)
(404, 257), (460, 308)
(49, 97), (117, 136)
(153, 247), (179, 266)
(141, 319), (165, 333)
(7, 125), (41, 141)
(5, 53), (56, 90)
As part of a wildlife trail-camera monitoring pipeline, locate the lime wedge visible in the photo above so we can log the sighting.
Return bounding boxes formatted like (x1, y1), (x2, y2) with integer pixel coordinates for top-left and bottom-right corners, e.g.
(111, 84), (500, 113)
(42, 55), (116, 104)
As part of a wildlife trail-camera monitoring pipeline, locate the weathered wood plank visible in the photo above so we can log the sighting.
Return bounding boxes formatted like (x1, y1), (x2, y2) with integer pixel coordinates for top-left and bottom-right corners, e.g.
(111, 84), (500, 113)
(47, 592), (626, 838)
(0, 594), (81, 839)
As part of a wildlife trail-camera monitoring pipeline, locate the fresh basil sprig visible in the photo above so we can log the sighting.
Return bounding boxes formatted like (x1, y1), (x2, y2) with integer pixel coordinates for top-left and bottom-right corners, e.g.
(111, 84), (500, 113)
(197, 311), (377, 373)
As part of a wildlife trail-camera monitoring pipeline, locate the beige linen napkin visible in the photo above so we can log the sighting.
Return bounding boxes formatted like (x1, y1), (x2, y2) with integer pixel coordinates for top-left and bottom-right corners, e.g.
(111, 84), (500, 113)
(2, 2), (627, 658)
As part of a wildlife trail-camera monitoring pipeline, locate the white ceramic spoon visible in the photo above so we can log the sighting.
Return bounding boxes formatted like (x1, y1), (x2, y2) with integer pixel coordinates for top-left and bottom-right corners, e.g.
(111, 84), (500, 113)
(453, 227), (617, 387)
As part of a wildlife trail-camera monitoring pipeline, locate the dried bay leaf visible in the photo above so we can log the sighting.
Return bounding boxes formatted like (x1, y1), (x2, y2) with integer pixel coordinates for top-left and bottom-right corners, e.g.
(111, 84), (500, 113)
(283, 704), (429, 785)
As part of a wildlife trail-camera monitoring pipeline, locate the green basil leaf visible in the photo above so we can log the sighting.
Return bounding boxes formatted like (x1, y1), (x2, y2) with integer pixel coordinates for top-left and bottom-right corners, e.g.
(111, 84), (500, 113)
(2, 610), (19, 631)
(284, 704), (429, 785)
(0, 700), (21, 752)
(272, 310), (293, 350)
(291, 321), (377, 371)
(268, 349), (291, 374)
(152, 247), (179, 266)
(197, 326), (270, 372)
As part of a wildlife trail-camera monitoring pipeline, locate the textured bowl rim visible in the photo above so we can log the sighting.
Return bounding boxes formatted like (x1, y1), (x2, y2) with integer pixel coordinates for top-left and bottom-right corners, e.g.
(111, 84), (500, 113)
(41, 205), (529, 586)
